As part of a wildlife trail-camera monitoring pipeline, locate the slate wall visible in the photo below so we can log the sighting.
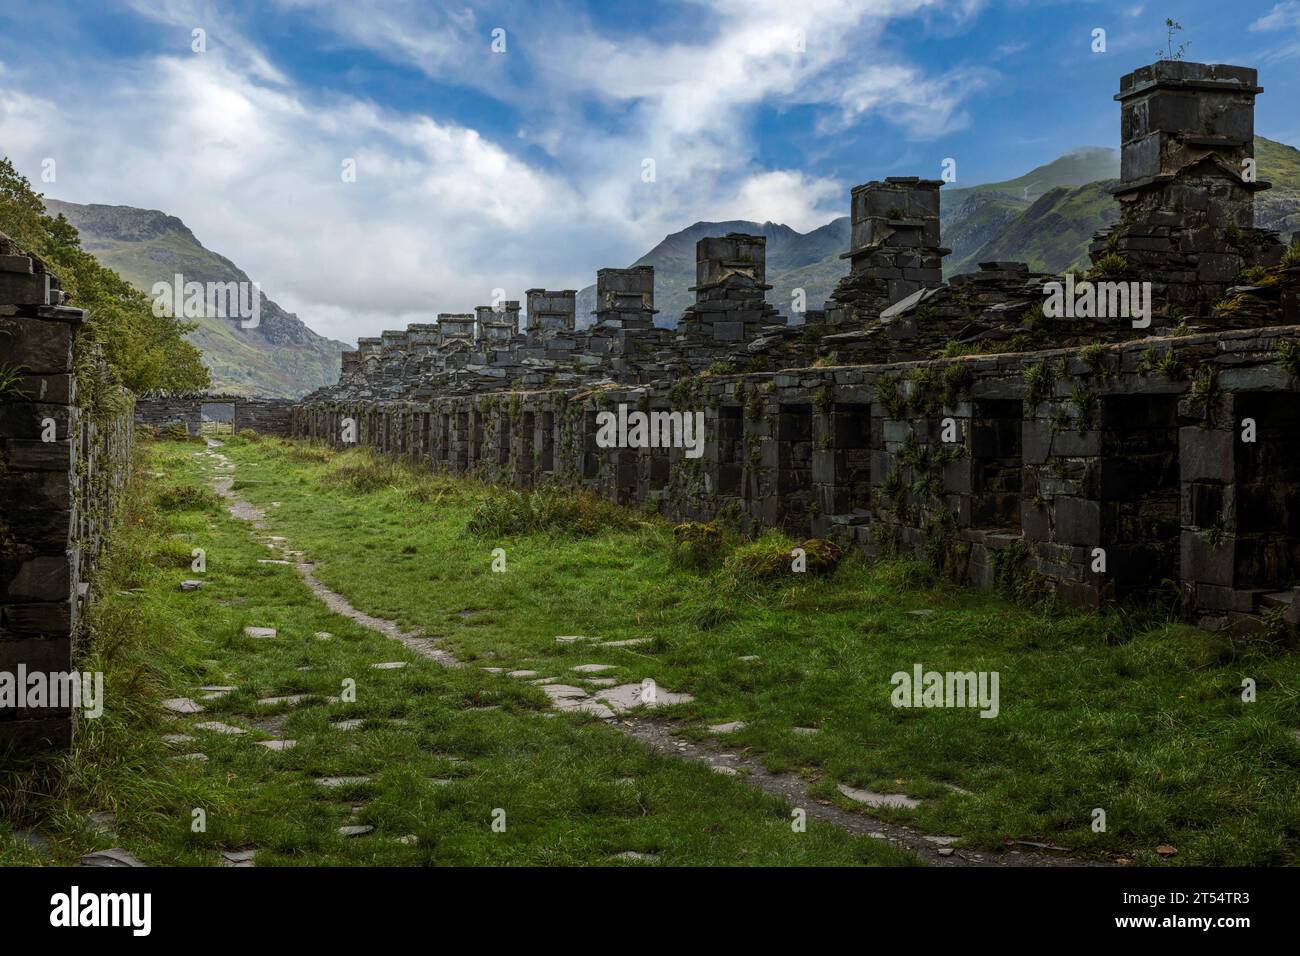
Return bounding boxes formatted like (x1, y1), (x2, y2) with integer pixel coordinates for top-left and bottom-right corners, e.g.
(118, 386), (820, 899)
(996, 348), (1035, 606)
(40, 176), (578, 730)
(293, 325), (1300, 631)
(1, 285), (134, 751)
(135, 394), (295, 437)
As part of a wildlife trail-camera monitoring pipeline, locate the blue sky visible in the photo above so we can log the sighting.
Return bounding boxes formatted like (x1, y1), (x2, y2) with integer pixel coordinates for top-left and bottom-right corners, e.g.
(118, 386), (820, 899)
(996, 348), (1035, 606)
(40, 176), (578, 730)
(1, 0), (1297, 341)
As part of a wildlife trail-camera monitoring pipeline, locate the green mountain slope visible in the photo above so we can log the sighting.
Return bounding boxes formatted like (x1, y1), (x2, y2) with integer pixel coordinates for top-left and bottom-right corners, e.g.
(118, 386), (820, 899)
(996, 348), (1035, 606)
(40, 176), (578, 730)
(1256, 136), (1300, 238)
(43, 199), (348, 398)
(956, 180), (1121, 274)
(940, 147), (1120, 228)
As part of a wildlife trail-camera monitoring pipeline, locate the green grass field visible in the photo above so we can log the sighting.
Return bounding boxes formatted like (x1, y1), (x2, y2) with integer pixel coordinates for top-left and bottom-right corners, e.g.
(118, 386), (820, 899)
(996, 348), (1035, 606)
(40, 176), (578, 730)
(0, 437), (911, 867)
(4, 433), (1299, 866)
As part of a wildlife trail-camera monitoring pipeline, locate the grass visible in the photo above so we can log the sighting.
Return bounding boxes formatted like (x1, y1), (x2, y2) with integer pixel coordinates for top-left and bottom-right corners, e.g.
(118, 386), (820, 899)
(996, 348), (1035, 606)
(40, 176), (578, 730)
(183, 435), (1300, 867)
(0, 437), (910, 867)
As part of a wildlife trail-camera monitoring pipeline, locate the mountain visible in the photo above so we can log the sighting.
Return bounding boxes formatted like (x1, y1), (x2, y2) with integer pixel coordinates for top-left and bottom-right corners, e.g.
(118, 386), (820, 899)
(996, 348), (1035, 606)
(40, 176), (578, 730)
(951, 179), (1121, 274)
(1255, 136), (1300, 239)
(582, 139), (1298, 325)
(43, 199), (348, 398)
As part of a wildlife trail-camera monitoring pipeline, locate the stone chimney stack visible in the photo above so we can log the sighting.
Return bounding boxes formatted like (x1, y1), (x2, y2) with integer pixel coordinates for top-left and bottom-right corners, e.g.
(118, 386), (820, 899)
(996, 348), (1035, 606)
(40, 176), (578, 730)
(380, 330), (409, 356)
(826, 177), (948, 326)
(475, 303), (519, 345)
(437, 312), (476, 341)
(526, 289), (577, 333)
(406, 322), (441, 355)
(1093, 61), (1284, 320)
(678, 233), (784, 342)
(593, 266), (657, 330)
(843, 177), (946, 301)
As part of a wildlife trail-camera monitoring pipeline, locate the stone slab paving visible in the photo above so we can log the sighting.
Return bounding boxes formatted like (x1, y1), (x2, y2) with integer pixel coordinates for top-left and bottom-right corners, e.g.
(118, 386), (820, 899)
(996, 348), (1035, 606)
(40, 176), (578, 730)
(79, 848), (147, 868)
(194, 721), (247, 735)
(162, 697), (203, 714)
(708, 721), (746, 733)
(315, 776), (371, 788)
(255, 739), (297, 751)
(595, 683), (695, 712)
(836, 783), (921, 810)
(243, 626), (277, 639)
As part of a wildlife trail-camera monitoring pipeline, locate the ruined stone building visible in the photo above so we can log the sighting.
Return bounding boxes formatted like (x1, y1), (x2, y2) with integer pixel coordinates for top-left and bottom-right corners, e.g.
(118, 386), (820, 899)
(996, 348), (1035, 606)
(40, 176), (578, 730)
(294, 61), (1300, 632)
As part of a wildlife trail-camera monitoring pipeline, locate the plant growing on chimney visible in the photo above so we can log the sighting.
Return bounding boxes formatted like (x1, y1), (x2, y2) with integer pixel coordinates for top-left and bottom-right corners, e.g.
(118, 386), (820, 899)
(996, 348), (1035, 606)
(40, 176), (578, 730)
(1159, 18), (1189, 61)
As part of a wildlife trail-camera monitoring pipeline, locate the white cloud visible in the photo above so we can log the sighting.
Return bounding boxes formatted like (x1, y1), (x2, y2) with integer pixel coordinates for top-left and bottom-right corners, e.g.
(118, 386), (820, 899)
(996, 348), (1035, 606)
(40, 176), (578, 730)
(0, 0), (993, 342)
(1252, 2), (1300, 30)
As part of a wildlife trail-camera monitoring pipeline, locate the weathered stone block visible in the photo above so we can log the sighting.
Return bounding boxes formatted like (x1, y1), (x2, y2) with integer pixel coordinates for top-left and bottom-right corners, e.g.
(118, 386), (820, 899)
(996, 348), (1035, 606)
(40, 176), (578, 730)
(1053, 496), (1101, 546)
(1179, 427), (1233, 482)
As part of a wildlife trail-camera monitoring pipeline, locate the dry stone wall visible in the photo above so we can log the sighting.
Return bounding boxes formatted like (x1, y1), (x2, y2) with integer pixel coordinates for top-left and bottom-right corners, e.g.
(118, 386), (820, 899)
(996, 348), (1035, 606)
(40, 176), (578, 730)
(1, 239), (134, 752)
(293, 324), (1300, 632)
(135, 394), (295, 437)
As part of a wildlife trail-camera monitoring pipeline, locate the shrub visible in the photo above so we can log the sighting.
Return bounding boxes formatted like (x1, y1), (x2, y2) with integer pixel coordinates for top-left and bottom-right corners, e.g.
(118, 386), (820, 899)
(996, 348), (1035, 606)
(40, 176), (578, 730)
(466, 485), (638, 538)
(724, 532), (843, 583)
(161, 422), (197, 442)
(801, 538), (845, 575)
(284, 441), (335, 464)
(322, 452), (406, 492)
(154, 484), (221, 512)
(670, 522), (724, 571)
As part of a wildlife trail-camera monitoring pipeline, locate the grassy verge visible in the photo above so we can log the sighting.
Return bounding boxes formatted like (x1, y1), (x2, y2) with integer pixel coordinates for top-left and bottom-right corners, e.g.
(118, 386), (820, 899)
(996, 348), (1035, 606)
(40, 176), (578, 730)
(0, 437), (909, 866)
(209, 435), (1300, 866)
